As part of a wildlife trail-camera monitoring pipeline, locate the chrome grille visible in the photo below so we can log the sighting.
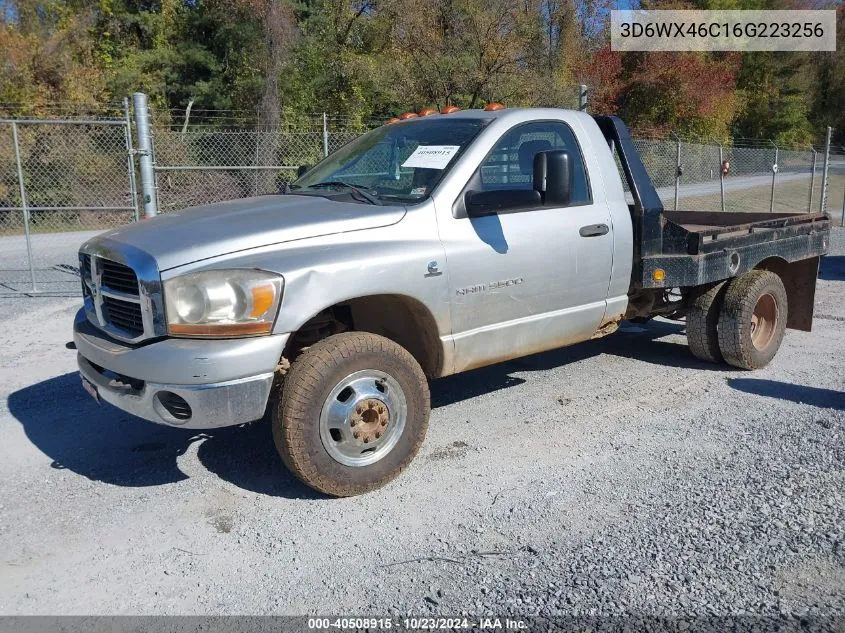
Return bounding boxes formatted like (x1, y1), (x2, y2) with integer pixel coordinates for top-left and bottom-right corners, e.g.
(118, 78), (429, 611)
(80, 252), (147, 340)
(101, 260), (139, 296)
(103, 295), (144, 334)
(80, 254), (92, 299)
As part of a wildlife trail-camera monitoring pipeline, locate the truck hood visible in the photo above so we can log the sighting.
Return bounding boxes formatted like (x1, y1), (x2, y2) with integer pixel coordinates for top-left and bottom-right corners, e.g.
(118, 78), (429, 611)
(88, 195), (406, 271)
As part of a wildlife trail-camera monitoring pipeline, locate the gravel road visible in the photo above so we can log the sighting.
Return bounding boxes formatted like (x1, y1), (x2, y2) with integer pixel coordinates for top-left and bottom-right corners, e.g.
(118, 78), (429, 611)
(0, 230), (843, 623)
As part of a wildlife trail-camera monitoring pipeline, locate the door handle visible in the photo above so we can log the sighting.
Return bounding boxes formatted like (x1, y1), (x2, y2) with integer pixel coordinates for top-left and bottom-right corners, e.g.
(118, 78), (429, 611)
(579, 223), (609, 237)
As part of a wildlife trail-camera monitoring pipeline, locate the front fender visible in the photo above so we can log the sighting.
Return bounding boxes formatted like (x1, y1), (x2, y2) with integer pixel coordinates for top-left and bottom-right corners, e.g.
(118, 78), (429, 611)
(160, 203), (452, 370)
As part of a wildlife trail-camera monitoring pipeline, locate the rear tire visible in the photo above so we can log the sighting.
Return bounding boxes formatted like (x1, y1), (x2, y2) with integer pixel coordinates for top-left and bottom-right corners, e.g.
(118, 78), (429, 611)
(273, 332), (430, 497)
(717, 270), (788, 370)
(687, 281), (728, 362)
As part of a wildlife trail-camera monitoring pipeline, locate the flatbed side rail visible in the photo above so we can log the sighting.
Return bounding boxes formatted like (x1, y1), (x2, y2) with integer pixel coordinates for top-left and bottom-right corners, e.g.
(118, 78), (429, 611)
(640, 229), (828, 289)
(663, 210), (830, 254)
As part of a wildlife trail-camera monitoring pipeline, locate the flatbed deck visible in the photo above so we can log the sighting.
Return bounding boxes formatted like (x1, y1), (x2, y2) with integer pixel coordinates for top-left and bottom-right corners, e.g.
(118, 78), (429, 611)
(662, 210), (829, 257)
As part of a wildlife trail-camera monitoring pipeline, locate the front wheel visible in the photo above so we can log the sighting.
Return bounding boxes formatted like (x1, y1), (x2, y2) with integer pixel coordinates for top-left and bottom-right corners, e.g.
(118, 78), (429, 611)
(717, 270), (788, 370)
(273, 332), (430, 496)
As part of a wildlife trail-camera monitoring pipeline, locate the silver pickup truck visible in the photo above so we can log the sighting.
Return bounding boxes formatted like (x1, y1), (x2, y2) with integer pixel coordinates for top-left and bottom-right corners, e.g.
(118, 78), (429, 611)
(74, 107), (830, 496)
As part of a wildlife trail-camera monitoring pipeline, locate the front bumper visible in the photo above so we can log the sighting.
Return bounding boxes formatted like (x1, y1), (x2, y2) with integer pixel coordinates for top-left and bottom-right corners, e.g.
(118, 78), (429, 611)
(73, 309), (289, 429)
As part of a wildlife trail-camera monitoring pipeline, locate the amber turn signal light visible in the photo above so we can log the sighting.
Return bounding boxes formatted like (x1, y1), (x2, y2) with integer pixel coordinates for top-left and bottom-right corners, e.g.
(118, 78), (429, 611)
(168, 322), (273, 337)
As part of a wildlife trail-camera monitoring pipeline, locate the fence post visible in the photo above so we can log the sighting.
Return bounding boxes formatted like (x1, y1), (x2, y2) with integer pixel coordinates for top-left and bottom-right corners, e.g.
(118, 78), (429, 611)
(769, 141), (778, 213)
(133, 92), (159, 218)
(578, 85), (588, 112)
(322, 113), (329, 158)
(671, 132), (681, 211)
(123, 97), (140, 222)
(841, 179), (845, 227)
(820, 126), (831, 213)
(11, 121), (37, 293)
(718, 142), (726, 213)
(808, 149), (817, 213)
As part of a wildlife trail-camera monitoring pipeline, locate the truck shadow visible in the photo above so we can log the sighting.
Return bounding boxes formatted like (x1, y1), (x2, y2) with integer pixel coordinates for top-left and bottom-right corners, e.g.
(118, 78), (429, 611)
(728, 378), (844, 411)
(819, 255), (845, 281)
(6, 373), (320, 499)
(432, 318), (722, 407)
(7, 319), (716, 498)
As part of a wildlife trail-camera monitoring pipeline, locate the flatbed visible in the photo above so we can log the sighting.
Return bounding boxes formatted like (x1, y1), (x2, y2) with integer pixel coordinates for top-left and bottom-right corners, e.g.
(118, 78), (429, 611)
(597, 115), (829, 332)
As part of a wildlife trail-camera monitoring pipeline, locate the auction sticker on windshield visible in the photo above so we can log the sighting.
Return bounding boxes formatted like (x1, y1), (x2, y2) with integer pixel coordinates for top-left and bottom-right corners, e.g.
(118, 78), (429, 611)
(402, 145), (460, 169)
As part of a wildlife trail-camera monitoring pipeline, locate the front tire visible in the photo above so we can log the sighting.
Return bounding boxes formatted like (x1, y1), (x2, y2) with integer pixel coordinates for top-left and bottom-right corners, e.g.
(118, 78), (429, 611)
(273, 332), (430, 497)
(717, 270), (788, 370)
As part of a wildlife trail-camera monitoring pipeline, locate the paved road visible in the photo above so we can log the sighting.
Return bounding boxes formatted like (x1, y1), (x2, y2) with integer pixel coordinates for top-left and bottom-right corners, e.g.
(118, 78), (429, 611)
(656, 169), (813, 202)
(0, 230), (100, 296)
(0, 230), (842, 619)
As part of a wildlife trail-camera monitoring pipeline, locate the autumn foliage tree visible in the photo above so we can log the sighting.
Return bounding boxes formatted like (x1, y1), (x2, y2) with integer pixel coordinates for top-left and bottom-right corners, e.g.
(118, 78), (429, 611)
(0, 0), (841, 144)
(617, 53), (740, 139)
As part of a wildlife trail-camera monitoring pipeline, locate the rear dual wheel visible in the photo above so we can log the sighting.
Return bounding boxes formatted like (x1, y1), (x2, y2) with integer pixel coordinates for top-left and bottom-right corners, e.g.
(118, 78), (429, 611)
(717, 270), (788, 370)
(687, 281), (728, 363)
(687, 270), (788, 370)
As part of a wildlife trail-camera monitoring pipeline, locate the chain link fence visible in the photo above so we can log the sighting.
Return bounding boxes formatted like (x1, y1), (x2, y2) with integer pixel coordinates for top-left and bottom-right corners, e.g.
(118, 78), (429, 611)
(153, 120), (843, 220)
(150, 115), (368, 213)
(0, 108), (138, 296)
(630, 138), (834, 215)
(1, 97), (842, 297)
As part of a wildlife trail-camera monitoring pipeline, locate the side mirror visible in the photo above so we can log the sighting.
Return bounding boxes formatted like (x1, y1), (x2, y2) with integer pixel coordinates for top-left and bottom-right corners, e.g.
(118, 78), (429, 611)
(533, 150), (572, 206)
(464, 189), (541, 217)
(297, 164), (311, 178)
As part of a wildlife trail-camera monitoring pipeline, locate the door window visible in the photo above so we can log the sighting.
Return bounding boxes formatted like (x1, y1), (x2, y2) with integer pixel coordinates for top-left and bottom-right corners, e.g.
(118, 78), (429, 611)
(477, 121), (591, 205)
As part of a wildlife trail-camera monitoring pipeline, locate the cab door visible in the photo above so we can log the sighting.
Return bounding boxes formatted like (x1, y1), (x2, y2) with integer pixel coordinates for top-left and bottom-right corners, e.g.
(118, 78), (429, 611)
(438, 119), (614, 373)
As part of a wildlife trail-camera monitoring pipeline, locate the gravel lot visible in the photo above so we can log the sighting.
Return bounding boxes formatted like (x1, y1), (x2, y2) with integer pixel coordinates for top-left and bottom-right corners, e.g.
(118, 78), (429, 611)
(0, 229), (843, 623)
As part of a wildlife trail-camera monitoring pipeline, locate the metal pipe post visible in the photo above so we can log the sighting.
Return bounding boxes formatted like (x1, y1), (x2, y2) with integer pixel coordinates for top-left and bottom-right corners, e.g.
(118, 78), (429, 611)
(322, 113), (329, 158)
(11, 122), (37, 292)
(718, 143), (726, 212)
(808, 149), (817, 213)
(123, 97), (140, 222)
(579, 85), (588, 112)
(672, 132), (681, 211)
(769, 143), (778, 213)
(820, 126), (831, 213)
(840, 179), (845, 227)
(133, 92), (159, 218)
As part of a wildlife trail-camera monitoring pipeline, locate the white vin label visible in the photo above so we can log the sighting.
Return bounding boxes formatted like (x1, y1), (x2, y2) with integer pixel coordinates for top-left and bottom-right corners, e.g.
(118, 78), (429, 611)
(611, 10), (836, 52)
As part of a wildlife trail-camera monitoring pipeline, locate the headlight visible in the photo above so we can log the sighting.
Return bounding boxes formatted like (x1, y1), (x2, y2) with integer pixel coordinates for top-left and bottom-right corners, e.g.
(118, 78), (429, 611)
(164, 269), (283, 337)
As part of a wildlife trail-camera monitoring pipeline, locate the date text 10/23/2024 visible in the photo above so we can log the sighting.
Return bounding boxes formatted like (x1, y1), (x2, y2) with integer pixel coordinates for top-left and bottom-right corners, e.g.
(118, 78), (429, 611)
(307, 617), (529, 630)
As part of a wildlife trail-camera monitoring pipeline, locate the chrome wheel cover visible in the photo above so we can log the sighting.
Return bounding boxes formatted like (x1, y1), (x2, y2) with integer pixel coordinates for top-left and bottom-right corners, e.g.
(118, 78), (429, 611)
(318, 369), (407, 467)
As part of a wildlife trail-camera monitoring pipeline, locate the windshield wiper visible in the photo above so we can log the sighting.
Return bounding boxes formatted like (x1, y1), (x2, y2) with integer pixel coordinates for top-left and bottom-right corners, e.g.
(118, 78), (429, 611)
(305, 181), (381, 205)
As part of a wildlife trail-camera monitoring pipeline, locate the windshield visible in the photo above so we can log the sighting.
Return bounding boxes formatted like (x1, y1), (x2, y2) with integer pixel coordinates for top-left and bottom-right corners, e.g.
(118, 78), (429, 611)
(293, 118), (486, 203)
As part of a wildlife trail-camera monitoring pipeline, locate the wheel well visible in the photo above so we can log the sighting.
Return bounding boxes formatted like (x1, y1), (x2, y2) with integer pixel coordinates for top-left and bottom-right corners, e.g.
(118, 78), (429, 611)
(754, 256), (820, 331)
(284, 295), (443, 377)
